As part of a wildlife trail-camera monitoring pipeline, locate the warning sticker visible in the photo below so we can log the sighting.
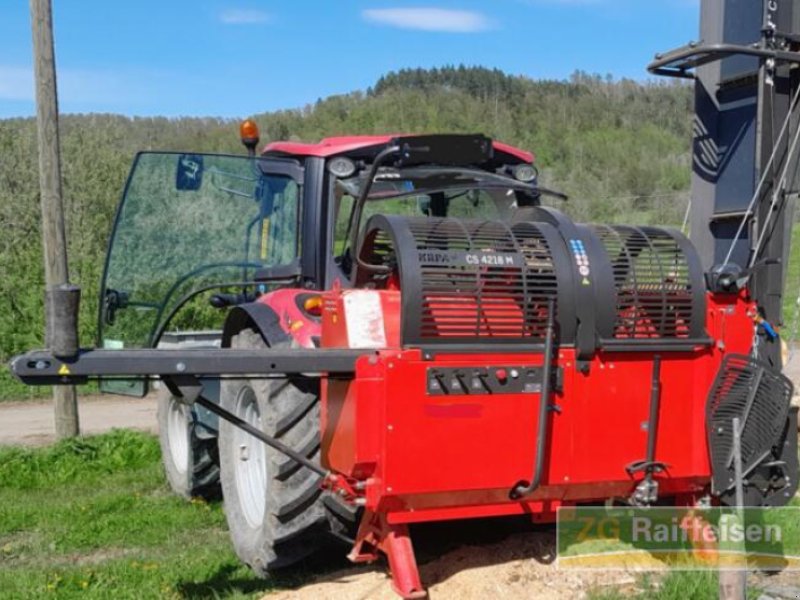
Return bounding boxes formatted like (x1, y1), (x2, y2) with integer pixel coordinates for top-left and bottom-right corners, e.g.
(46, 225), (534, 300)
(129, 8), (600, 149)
(343, 291), (387, 349)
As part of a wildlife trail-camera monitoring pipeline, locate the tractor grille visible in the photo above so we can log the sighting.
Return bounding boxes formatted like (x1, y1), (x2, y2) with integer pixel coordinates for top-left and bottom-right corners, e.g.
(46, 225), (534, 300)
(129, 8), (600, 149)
(358, 215), (567, 347)
(706, 354), (794, 495)
(591, 224), (703, 341)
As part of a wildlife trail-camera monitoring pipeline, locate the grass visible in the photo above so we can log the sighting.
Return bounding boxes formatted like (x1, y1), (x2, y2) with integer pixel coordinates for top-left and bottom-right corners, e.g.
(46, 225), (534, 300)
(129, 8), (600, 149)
(587, 571), (767, 600)
(0, 430), (309, 599)
(588, 571), (717, 600)
(0, 368), (52, 402)
(0, 365), (103, 403)
(586, 564), (775, 599)
(783, 223), (800, 330)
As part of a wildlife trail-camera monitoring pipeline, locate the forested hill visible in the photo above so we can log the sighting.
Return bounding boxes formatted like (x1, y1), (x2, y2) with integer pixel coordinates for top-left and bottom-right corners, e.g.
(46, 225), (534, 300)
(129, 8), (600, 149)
(0, 66), (693, 397)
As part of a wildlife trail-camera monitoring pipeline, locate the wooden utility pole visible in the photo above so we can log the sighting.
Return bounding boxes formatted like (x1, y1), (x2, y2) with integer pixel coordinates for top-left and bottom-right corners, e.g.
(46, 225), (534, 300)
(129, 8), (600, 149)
(30, 0), (79, 439)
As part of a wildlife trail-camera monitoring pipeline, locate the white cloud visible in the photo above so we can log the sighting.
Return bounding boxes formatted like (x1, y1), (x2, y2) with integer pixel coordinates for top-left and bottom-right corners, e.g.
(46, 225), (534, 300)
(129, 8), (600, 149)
(362, 8), (493, 33)
(219, 9), (270, 25)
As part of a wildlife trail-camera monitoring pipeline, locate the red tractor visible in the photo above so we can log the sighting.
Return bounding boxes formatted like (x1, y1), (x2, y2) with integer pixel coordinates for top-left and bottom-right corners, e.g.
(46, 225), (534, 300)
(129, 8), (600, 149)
(88, 130), (563, 571)
(11, 1), (800, 596)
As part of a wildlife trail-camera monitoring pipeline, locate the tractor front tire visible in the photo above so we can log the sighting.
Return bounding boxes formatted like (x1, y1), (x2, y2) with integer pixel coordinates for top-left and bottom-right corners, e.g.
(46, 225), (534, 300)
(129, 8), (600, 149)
(157, 389), (220, 500)
(219, 329), (331, 574)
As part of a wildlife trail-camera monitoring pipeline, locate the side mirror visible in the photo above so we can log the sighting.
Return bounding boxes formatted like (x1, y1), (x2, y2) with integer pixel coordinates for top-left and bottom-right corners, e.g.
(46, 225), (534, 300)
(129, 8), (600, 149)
(175, 154), (204, 191)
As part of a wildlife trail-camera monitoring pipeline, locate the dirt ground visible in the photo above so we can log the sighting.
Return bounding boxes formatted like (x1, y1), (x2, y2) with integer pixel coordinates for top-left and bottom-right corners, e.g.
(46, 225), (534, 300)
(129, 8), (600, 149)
(265, 549), (800, 600)
(0, 393), (157, 446)
(2, 358), (800, 599)
(267, 525), (641, 600)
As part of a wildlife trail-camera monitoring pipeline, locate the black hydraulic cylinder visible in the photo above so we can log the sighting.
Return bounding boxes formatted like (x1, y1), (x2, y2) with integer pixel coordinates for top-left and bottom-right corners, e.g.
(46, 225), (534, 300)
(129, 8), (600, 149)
(509, 297), (556, 500)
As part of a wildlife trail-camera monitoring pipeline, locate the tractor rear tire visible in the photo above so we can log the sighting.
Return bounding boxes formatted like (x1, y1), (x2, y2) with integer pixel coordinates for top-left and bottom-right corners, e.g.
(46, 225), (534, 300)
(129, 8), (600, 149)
(157, 389), (221, 500)
(219, 329), (347, 575)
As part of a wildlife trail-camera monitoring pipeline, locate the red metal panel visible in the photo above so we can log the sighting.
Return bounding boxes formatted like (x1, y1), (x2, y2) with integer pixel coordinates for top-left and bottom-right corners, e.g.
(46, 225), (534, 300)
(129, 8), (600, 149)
(320, 287), (757, 524)
(380, 350), (542, 497)
(321, 356), (385, 480)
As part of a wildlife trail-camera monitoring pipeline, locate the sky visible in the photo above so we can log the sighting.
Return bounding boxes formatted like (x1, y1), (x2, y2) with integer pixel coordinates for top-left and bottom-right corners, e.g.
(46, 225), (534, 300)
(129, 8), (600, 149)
(0, 1), (700, 119)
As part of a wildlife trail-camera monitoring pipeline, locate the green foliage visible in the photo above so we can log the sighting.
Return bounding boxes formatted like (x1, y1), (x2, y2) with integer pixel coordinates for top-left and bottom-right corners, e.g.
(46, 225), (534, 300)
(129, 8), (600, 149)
(0, 429), (159, 489)
(0, 431), (279, 598)
(589, 570), (768, 600)
(783, 223), (800, 327)
(0, 66), (696, 399)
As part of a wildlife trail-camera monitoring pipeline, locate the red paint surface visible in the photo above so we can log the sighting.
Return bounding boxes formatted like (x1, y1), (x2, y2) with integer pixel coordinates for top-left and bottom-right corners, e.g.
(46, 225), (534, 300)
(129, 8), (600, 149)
(321, 288), (756, 524)
(257, 288), (321, 348)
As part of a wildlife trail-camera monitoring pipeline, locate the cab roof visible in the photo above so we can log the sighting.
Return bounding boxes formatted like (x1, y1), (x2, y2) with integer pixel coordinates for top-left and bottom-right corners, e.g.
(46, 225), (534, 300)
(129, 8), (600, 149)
(262, 135), (534, 164)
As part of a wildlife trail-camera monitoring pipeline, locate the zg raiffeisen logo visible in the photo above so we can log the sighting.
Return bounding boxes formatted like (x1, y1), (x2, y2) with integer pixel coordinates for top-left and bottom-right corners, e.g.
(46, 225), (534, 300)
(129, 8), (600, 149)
(556, 507), (797, 571)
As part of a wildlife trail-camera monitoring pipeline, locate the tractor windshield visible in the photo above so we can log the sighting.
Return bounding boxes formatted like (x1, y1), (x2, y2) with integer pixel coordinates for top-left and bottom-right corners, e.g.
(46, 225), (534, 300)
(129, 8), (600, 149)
(99, 152), (301, 352)
(332, 167), (539, 260)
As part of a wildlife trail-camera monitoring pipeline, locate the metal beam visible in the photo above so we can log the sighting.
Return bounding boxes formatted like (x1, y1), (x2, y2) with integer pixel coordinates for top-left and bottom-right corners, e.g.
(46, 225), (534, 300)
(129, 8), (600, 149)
(648, 42), (800, 79)
(10, 348), (373, 386)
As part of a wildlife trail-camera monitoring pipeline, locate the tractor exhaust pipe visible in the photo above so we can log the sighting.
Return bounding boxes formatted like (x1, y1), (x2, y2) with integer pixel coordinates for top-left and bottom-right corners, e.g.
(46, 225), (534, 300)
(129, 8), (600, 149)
(509, 297), (556, 500)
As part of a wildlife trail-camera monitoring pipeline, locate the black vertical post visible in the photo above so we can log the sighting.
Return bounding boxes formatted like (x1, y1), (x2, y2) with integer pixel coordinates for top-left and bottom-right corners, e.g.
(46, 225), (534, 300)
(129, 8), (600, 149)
(688, 0), (800, 369)
(752, 1), (800, 365)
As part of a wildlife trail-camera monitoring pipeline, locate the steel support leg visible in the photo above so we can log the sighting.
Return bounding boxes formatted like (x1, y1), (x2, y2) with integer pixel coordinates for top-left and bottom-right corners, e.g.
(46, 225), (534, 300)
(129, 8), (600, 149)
(348, 510), (426, 599)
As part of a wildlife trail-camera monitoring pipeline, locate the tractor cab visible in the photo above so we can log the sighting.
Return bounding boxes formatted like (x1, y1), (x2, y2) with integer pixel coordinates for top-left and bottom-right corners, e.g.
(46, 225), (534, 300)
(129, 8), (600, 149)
(97, 133), (547, 363)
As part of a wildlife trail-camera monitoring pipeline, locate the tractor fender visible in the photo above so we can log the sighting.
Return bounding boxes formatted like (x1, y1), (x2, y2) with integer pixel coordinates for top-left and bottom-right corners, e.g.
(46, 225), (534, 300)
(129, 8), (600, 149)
(222, 289), (321, 349)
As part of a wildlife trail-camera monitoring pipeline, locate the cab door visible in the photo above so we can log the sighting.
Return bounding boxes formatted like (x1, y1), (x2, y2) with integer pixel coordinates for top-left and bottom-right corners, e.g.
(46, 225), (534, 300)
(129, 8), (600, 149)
(98, 152), (303, 395)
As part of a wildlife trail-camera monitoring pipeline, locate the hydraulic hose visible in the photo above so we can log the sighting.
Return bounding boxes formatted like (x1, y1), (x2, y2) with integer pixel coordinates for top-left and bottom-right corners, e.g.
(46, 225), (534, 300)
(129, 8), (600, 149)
(509, 297), (556, 500)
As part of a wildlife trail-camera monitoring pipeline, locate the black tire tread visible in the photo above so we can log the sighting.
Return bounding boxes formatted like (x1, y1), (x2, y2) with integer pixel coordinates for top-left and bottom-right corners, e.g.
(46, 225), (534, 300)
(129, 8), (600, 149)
(157, 391), (220, 500)
(220, 329), (352, 575)
(274, 427), (320, 480)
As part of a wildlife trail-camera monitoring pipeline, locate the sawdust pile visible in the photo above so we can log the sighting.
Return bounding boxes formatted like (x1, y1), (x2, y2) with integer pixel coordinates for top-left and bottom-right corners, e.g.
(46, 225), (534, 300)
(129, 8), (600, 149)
(264, 521), (638, 600)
